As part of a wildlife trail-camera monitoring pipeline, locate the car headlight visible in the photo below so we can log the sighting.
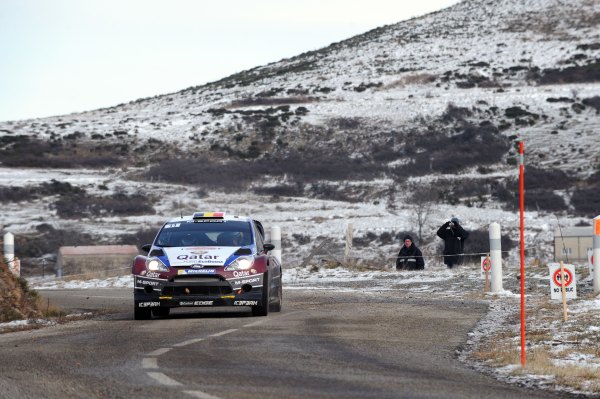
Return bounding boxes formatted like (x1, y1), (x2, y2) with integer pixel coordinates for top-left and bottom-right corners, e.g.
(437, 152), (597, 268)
(146, 257), (169, 272)
(225, 256), (254, 271)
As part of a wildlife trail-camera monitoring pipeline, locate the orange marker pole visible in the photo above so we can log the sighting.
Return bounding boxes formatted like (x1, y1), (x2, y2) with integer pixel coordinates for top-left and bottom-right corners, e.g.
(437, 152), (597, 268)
(519, 141), (526, 367)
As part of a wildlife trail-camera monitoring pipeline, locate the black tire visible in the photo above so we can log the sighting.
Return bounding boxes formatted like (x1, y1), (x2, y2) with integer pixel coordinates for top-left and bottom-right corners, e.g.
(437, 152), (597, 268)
(134, 304), (151, 320)
(152, 307), (170, 318)
(270, 281), (282, 312)
(252, 273), (270, 317)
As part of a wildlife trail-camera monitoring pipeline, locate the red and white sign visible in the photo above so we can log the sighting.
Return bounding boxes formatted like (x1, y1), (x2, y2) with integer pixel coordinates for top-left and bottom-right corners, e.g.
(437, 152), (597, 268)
(587, 249), (594, 274)
(548, 263), (577, 300)
(480, 256), (492, 280)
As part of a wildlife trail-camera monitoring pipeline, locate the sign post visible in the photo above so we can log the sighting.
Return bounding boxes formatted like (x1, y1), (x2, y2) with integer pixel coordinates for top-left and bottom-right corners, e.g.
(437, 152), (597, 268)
(560, 261), (568, 322)
(481, 255), (492, 291)
(594, 216), (600, 294)
(518, 141), (526, 367)
(548, 262), (577, 322)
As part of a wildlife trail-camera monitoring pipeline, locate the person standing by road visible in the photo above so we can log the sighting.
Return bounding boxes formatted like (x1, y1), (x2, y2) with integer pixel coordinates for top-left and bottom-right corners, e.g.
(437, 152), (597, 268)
(436, 217), (469, 268)
(396, 235), (425, 270)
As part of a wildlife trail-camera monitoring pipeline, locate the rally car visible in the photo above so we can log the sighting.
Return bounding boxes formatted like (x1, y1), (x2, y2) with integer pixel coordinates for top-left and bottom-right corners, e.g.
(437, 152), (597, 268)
(132, 212), (282, 320)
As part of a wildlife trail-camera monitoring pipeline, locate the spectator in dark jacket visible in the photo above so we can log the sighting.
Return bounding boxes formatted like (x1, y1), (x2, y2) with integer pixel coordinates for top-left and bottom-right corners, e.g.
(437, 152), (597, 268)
(436, 217), (469, 268)
(396, 235), (425, 270)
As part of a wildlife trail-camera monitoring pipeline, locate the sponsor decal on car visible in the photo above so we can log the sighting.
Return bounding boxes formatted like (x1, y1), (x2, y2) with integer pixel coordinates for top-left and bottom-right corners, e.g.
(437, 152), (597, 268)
(164, 223), (181, 229)
(177, 268), (217, 275)
(140, 271), (162, 278)
(228, 274), (263, 289)
(138, 301), (160, 307)
(164, 246), (237, 267)
(134, 277), (163, 288)
(233, 300), (258, 306)
(179, 300), (214, 306)
(233, 270), (250, 278)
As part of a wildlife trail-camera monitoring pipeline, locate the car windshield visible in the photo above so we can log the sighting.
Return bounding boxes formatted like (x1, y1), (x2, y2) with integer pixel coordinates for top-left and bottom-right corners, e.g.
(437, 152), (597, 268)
(154, 220), (253, 247)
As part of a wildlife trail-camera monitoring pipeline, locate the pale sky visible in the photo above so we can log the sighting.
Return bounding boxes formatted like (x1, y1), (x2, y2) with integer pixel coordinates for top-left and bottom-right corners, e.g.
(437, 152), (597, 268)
(0, 0), (458, 122)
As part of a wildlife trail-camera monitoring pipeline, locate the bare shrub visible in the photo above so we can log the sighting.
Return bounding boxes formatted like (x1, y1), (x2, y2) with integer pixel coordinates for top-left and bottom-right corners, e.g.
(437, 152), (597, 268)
(441, 103), (473, 123)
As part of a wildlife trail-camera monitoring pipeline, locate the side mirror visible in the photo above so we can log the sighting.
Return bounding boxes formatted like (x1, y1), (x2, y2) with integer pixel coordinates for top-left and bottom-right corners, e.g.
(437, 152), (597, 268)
(141, 244), (152, 253)
(263, 243), (275, 252)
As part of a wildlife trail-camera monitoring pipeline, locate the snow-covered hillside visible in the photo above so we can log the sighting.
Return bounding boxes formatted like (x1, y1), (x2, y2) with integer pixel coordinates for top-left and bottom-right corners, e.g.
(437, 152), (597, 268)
(0, 0), (598, 269)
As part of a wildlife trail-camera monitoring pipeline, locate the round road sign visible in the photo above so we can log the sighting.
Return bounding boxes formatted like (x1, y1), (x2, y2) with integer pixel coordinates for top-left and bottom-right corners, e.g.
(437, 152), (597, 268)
(552, 268), (573, 287)
(482, 257), (491, 272)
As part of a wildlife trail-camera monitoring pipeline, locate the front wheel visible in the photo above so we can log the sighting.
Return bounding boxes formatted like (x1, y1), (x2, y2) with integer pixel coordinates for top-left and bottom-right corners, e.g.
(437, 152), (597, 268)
(252, 273), (270, 317)
(270, 282), (282, 312)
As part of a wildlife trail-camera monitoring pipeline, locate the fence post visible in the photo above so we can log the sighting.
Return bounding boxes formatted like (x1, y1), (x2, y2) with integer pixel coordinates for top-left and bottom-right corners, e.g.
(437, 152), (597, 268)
(271, 226), (282, 265)
(593, 216), (600, 294)
(489, 222), (503, 292)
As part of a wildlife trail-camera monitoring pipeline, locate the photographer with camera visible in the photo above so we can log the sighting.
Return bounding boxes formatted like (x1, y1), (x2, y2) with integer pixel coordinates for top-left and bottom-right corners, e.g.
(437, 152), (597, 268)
(436, 217), (469, 269)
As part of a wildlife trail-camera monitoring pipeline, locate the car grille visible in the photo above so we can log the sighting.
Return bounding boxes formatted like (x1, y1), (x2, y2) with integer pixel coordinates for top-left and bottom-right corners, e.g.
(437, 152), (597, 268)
(163, 275), (233, 296)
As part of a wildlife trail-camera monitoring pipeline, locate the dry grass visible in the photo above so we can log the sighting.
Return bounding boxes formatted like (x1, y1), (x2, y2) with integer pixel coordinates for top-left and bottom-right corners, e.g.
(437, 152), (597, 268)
(468, 273), (600, 395)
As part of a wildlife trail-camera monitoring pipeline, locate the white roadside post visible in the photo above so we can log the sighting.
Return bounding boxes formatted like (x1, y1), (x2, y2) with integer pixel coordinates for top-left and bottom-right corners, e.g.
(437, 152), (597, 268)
(3, 232), (15, 274)
(489, 223), (503, 292)
(271, 226), (282, 265)
(593, 216), (600, 294)
(344, 223), (353, 265)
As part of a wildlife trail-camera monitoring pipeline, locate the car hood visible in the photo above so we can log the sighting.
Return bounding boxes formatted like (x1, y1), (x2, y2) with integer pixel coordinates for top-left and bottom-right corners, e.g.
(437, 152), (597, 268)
(162, 246), (241, 267)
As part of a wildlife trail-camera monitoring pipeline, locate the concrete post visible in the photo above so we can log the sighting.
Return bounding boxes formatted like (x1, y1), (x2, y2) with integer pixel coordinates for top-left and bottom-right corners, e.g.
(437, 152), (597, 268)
(271, 226), (282, 265)
(344, 223), (353, 263)
(3, 232), (14, 274)
(593, 216), (600, 294)
(489, 223), (503, 292)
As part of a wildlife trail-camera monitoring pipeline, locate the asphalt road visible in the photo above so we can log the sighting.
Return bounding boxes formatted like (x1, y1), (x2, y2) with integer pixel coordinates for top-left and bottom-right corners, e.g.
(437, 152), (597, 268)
(0, 288), (575, 399)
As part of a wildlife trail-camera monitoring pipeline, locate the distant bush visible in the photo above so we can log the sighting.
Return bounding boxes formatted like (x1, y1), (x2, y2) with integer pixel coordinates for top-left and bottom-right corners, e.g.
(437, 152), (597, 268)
(464, 229), (515, 262)
(144, 150), (386, 189)
(0, 138), (124, 168)
(252, 183), (305, 198)
(525, 166), (572, 190)
(409, 124), (510, 174)
(54, 192), (154, 218)
(0, 180), (85, 203)
(14, 224), (96, 258)
(539, 61), (600, 84)
(118, 227), (161, 249)
(441, 103), (473, 123)
(582, 96), (600, 112)
(571, 188), (598, 217)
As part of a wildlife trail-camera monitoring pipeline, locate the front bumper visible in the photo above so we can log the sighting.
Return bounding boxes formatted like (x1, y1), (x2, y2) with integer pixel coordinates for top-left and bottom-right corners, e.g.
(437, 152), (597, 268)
(134, 273), (264, 308)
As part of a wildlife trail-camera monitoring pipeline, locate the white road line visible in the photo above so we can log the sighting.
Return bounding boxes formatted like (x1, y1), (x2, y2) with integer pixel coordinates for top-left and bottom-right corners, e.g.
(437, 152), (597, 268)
(173, 338), (205, 347)
(147, 372), (182, 386)
(209, 328), (238, 337)
(184, 390), (223, 399)
(147, 348), (172, 356)
(141, 358), (158, 369)
(242, 319), (267, 328)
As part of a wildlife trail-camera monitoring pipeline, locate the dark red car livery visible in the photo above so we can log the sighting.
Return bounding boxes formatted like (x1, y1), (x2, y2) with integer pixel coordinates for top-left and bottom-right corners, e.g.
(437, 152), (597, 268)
(132, 212), (282, 319)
